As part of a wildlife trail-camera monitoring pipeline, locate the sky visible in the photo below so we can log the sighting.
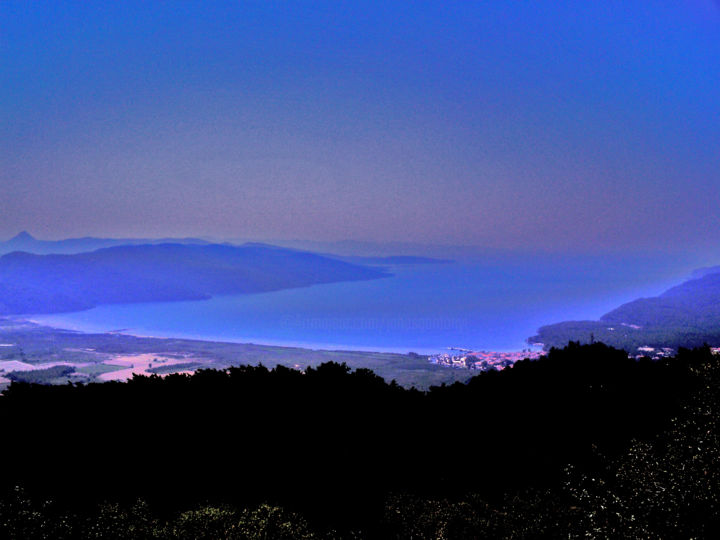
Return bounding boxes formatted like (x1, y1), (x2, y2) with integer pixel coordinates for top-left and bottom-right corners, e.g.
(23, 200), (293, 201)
(2, 1), (719, 251)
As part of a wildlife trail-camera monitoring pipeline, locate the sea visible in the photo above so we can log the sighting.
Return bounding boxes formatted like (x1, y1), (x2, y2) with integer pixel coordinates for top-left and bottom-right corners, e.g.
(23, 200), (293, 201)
(29, 253), (703, 354)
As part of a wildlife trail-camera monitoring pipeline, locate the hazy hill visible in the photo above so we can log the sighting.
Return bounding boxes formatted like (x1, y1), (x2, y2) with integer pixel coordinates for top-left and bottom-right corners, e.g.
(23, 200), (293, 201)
(530, 270), (720, 352)
(690, 265), (720, 280)
(331, 254), (451, 266)
(0, 231), (212, 255)
(238, 242), (450, 266)
(0, 243), (390, 315)
(1, 234), (450, 266)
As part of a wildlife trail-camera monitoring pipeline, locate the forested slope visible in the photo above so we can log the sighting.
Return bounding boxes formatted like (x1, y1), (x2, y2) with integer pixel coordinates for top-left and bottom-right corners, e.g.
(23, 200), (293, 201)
(2, 343), (717, 537)
(531, 270), (720, 352)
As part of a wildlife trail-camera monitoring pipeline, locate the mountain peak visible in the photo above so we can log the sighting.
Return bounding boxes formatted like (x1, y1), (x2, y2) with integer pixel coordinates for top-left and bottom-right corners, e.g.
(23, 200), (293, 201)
(8, 231), (36, 243)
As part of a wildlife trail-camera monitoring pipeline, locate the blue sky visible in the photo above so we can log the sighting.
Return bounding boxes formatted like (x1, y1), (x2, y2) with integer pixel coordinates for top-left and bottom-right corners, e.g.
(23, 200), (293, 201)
(2, 1), (719, 251)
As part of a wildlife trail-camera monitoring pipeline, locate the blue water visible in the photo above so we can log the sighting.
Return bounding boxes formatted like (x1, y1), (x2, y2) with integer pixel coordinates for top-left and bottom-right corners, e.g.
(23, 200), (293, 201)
(30, 256), (698, 354)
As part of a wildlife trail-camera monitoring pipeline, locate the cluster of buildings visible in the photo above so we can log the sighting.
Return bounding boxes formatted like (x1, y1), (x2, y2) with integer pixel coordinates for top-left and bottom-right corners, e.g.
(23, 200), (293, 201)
(636, 346), (720, 359)
(431, 345), (720, 370)
(429, 348), (544, 371)
(634, 346), (675, 360)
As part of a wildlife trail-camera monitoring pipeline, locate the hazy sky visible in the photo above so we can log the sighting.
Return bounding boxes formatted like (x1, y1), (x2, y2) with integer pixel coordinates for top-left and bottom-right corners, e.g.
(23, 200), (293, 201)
(2, 1), (719, 250)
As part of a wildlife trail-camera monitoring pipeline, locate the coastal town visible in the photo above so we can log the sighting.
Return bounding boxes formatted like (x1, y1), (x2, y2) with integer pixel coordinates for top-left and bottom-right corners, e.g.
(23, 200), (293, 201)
(430, 345), (720, 372)
(429, 347), (544, 371)
(634, 346), (676, 360)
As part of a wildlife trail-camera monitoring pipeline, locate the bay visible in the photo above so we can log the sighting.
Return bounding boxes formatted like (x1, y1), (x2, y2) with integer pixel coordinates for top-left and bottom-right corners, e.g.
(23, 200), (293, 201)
(29, 255), (698, 354)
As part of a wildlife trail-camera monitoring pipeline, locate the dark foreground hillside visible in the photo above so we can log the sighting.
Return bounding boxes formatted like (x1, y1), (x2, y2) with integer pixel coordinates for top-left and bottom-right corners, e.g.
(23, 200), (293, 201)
(1, 343), (718, 538)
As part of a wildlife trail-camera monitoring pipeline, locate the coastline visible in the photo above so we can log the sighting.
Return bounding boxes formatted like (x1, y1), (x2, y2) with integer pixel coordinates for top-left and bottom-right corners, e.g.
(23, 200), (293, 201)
(22, 313), (547, 357)
(20, 315), (449, 355)
(0, 317), (481, 389)
(8, 256), (688, 357)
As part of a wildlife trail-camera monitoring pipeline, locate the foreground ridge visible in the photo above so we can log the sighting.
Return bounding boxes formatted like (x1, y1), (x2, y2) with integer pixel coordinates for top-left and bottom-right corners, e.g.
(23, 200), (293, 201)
(1, 342), (718, 537)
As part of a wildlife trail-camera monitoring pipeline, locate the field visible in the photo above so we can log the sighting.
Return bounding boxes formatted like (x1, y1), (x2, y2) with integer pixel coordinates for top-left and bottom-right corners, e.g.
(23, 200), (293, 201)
(0, 318), (474, 389)
(97, 354), (209, 381)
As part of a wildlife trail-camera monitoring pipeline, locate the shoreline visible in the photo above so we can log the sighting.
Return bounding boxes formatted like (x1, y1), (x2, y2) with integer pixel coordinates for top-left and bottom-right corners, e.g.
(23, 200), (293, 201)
(20, 315), (541, 357)
(19, 317), (442, 355)
(0, 318), (482, 389)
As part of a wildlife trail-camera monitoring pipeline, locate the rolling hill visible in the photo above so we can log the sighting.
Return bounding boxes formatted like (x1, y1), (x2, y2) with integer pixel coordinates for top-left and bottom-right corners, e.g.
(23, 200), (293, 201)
(0, 231), (212, 255)
(0, 243), (390, 315)
(530, 270), (720, 352)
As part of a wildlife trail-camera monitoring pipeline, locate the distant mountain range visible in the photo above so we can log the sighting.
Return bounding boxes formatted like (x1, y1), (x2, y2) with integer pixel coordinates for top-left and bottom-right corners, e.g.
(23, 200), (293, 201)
(0, 233), (451, 265)
(0, 243), (390, 315)
(530, 266), (720, 353)
(239, 243), (450, 266)
(0, 231), (213, 255)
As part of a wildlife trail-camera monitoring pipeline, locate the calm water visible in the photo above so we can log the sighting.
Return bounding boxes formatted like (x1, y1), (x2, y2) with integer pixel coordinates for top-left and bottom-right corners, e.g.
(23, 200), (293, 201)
(30, 256), (698, 354)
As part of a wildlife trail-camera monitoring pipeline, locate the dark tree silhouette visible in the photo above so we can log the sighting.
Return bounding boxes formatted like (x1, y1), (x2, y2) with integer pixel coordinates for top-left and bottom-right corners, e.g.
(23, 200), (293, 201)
(0, 343), (714, 537)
